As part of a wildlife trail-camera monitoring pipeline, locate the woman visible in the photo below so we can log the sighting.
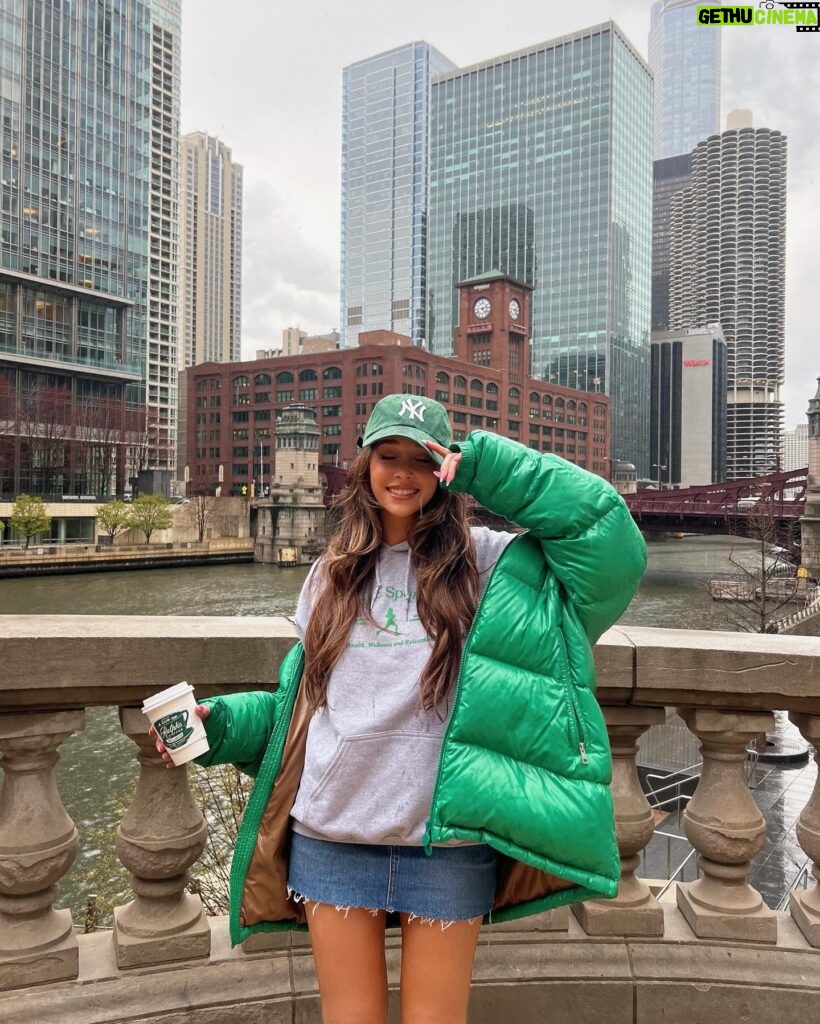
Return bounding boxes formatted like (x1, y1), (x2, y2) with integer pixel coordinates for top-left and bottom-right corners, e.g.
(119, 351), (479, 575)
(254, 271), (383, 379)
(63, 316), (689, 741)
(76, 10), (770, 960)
(155, 394), (646, 1024)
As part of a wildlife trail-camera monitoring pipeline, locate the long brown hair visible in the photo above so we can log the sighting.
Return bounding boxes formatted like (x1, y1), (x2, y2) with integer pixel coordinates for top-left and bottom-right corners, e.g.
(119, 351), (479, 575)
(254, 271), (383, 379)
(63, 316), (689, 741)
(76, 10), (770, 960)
(303, 446), (479, 714)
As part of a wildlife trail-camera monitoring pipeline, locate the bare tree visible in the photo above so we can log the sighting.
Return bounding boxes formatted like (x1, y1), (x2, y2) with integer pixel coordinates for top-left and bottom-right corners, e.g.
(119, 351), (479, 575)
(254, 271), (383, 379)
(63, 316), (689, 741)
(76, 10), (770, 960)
(188, 764), (254, 915)
(74, 394), (126, 496)
(0, 372), (17, 496)
(710, 500), (802, 634)
(184, 492), (219, 543)
(16, 379), (72, 496)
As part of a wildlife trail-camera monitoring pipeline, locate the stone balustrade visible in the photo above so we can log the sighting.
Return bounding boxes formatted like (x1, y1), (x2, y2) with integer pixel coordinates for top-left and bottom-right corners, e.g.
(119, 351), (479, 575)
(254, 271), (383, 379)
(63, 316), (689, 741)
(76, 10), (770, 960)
(0, 617), (818, 1024)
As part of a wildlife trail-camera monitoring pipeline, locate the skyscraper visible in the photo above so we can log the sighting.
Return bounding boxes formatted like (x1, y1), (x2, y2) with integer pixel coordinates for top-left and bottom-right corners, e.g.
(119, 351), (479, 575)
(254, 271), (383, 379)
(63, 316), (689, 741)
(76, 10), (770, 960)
(427, 23), (653, 471)
(648, 0), (721, 160)
(781, 423), (808, 474)
(177, 132), (243, 480)
(668, 113), (786, 479)
(651, 153), (692, 331)
(179, 132), (243, 368)
(340, 42), (456, 348)
(0, 0), (151, 497)
(147, 0), (181, 473)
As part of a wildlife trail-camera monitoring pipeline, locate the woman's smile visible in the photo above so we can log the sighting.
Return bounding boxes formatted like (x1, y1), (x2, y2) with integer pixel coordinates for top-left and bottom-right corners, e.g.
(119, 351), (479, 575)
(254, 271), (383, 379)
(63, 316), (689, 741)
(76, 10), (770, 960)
(369, 436), (439, 543)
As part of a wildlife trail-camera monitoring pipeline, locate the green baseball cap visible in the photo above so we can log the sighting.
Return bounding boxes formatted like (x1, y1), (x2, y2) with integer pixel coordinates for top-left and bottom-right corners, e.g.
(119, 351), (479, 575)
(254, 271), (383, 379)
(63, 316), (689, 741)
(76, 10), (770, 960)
(358, 394), (452, 463)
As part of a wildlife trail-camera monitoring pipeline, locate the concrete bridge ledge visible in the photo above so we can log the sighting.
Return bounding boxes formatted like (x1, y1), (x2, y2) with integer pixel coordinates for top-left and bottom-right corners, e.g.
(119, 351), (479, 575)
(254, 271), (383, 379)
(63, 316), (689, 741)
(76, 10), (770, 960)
(1, 907), (818, 1024)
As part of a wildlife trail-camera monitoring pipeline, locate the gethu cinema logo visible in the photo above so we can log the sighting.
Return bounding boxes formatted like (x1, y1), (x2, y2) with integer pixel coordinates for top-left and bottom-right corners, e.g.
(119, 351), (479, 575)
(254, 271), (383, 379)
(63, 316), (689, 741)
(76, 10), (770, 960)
(697, 4), (819, 28)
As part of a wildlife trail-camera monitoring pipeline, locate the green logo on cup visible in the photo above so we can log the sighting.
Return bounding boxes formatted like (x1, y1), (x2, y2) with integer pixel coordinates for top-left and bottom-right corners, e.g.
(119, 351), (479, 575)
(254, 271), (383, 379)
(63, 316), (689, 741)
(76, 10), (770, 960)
(155, 709), (194, 750)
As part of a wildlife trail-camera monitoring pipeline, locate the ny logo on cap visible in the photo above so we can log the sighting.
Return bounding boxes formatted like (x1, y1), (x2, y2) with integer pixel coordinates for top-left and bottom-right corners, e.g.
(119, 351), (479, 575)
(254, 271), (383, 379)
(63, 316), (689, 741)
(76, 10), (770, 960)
(398, 398), (426, 422)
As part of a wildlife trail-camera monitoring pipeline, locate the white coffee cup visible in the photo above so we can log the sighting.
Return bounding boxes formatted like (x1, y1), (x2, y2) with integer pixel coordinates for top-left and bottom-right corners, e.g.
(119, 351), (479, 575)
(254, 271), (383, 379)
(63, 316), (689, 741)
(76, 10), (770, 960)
(142, 681), (209, 766)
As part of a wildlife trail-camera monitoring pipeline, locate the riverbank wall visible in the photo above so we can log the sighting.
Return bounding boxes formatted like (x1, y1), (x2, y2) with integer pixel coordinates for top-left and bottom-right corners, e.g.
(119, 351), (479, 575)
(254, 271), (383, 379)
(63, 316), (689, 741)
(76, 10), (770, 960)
(0, 537), (255, 578)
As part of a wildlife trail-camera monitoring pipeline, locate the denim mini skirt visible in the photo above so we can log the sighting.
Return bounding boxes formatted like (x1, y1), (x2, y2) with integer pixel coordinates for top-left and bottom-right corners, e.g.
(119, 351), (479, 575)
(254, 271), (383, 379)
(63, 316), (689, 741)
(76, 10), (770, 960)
(288, 832), (498, 921)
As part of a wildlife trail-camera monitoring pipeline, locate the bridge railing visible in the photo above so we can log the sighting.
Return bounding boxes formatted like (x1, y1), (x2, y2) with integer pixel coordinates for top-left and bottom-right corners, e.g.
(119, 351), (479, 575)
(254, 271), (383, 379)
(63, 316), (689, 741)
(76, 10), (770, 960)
(0, 618), (818, 1020)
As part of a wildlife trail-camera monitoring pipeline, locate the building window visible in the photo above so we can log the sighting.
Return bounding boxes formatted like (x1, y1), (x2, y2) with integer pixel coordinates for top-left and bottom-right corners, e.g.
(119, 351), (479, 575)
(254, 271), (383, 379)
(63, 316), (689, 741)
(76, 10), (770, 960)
(436, 371), (450, 385)
(470, 396), (483, 409)
(255, 410), (271, 421)
(232, 446), (248, 458)
(370, 382), (383, 396)
(254, 392), (271, 404)
(276, 389), (293, 402)
(454, 375), (466, 388)
(254, 373), (271, 386)
(323, 366), (343, 380)
(232, 375), (249, 389)
(323, 385), (342, 399)
(233, 464), (249, 476)
(232, 410), (249, 423)
(276, 371), (294, 384)
(435, 390), (449, 403)
(471, 378), (483, 392)
(323, 405), (341, 417)
(299, 368), (318, 382)
(323, 443), (340, 457)
(323, 424), (342, 436)
(453, 392), (466, 406)
(300, 388), (317, 401)
(508, 420), (520, 432)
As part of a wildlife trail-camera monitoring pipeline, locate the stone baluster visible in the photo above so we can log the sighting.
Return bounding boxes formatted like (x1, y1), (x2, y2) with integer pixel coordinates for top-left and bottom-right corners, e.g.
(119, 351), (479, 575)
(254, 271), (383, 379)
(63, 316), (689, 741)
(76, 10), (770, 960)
(676, 708), (776, 942)
(788, 712), (820, 947)
(574, 706), (666, 936)
(112, 707), (210, 968)
(0, 710), (85, 991)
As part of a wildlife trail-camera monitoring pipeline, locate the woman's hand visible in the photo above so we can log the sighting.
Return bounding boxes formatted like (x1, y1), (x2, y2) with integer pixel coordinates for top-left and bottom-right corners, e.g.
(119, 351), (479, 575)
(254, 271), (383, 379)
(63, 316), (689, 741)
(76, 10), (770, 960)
(149, 704), (210, 768)
(424, 440), (461, 486)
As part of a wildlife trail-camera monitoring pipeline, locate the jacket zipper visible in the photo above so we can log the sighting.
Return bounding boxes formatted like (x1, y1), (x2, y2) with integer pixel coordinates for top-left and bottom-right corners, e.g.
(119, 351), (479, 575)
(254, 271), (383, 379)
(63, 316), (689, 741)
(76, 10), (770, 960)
(422, 541), (509, 855)
(565, 683), (589, 765)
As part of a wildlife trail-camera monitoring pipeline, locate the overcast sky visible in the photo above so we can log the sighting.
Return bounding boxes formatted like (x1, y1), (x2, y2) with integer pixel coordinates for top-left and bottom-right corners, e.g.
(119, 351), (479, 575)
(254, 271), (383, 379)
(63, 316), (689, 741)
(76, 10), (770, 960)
(180, 0), (819, 429)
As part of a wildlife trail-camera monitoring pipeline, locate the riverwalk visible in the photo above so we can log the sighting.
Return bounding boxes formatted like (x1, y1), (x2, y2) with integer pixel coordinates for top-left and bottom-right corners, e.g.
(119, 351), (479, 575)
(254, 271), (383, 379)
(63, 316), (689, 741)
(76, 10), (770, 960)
(0, 537), (255, 578)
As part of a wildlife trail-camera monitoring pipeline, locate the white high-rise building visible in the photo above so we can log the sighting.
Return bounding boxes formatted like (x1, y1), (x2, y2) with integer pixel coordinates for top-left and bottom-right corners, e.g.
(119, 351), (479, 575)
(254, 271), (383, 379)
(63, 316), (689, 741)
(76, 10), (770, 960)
(147, 0), (181, 473)
(782, 423), (808, 473)
(179, 133), (243, 368)
(669, 112), (786, 479)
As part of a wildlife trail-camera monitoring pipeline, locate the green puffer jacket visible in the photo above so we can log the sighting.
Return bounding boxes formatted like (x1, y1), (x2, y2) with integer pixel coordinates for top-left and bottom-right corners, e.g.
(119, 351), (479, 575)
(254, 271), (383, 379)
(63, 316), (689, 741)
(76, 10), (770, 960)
(196, 431), (647, 945)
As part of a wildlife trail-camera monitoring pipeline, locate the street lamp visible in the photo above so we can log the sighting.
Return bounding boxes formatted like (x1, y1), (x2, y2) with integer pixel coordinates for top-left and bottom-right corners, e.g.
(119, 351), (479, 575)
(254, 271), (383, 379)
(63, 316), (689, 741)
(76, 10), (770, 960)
(652, 462), (666, 491)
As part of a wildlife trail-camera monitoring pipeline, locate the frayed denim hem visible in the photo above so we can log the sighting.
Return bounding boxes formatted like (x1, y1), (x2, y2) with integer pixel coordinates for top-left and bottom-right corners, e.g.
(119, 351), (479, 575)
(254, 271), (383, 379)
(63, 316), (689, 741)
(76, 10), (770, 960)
(287, 885), (480, 930)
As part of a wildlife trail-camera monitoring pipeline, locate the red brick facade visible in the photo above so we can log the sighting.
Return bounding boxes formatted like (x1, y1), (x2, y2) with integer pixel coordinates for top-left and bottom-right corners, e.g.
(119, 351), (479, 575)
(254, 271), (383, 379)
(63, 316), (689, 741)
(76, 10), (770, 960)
(187, 275), (611, 495)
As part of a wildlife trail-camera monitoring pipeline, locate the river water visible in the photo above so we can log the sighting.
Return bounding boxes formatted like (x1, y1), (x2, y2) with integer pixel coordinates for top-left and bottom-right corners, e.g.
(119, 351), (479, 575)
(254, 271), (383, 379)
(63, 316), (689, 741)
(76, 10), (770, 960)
(0, 535), (773, 922)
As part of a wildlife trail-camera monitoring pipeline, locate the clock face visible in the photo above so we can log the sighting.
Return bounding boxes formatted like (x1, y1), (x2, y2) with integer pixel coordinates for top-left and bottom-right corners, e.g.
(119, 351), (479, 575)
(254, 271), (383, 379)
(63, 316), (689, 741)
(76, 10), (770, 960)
(508, 299), (521, 321)
(473, 297), (492, 320)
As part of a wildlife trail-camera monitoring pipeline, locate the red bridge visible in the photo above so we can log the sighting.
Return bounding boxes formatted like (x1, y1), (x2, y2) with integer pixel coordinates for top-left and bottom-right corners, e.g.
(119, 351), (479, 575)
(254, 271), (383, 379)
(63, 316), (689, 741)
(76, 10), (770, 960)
(625, 468), (807, 558)
(321, 463), (808, 558)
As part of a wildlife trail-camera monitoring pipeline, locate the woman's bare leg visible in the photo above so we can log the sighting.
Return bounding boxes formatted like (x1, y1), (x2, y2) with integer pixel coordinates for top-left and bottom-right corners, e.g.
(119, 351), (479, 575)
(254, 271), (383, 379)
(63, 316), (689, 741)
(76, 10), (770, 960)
(398, 914), (483, 1024)
(304, 902), (389, 1024)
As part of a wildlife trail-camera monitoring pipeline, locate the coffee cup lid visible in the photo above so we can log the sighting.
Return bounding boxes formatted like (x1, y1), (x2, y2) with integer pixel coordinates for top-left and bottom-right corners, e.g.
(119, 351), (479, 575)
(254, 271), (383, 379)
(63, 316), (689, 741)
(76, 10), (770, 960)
(142, 681), (193, 712)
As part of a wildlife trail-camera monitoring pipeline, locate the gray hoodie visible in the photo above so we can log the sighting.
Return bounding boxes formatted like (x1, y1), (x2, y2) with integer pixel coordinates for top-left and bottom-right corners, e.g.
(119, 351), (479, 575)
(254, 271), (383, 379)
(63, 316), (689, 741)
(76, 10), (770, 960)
(290, 526), (516, 846)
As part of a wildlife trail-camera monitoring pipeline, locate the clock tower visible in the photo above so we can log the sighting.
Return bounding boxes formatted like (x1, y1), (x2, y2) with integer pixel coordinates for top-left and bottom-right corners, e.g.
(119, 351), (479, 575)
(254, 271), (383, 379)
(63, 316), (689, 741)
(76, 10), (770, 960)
(453, 271), (533, 385)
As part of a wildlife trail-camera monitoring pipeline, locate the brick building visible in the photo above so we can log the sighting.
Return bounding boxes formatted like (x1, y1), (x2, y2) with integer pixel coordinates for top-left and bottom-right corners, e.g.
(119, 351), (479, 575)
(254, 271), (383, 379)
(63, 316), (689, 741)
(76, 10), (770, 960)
(185, 274), (611, 496)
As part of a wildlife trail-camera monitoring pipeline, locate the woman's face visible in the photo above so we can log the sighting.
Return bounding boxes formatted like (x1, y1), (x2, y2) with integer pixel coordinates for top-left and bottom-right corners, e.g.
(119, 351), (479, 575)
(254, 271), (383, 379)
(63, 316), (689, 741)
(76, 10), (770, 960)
(369, 436), (438, 544)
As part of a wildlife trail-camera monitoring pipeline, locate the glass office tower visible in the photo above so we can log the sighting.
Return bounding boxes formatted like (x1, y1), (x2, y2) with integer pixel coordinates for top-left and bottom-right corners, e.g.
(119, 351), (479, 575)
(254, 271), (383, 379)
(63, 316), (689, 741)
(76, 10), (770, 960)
(0, 0), (150, 496)
(648, 0), (721, 160)
(340, 42), (456, 347)
(428, 24), (652, 471)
